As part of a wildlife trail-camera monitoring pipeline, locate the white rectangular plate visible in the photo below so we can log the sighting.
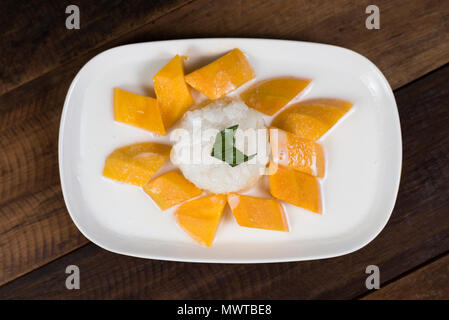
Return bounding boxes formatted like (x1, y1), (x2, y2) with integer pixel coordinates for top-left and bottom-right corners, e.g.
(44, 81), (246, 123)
(59, 38), (402, 263)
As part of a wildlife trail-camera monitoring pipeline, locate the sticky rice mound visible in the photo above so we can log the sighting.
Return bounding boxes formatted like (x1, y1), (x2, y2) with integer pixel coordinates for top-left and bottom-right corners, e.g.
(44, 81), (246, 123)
(171, 99), (269, 194)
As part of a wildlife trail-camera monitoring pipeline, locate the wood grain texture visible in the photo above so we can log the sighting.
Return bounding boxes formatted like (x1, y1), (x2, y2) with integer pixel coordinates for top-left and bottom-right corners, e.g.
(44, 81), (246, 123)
(1, 63), (447, 299)
(0, 0), (193, 95)
(1, 0), (448, 96)
(0, 62), (90, 285)
(363, 253), (449, 300)
(0, 184), (88, 285)
(0, 64), (91, 282)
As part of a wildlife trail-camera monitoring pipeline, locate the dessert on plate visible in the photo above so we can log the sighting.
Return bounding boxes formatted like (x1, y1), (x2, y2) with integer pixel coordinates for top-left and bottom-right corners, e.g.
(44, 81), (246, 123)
(102, 48), (353, 246)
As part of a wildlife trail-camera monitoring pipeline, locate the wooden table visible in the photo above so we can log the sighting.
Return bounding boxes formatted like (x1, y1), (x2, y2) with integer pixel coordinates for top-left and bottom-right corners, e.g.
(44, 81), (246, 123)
(0, 0), (448, 300)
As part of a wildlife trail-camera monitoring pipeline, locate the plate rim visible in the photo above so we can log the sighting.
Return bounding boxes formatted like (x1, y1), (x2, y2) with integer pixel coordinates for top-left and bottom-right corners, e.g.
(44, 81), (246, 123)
(58, 38), (402, 263)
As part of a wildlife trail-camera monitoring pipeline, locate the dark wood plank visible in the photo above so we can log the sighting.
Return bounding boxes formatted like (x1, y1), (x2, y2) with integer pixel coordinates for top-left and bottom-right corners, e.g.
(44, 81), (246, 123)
(1, 0), (448, 96)
(0, 184), (88, 284)
(0, 0), (193, 95)
(0, 60), (92, 284)
(362, 253), (449, 299)
(0, 67), (73, 204)
(1, 63), (447, 299)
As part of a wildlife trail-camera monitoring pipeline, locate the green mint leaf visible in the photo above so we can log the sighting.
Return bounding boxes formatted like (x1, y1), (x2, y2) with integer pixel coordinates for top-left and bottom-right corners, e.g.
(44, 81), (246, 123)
(211, 125), (257, 167)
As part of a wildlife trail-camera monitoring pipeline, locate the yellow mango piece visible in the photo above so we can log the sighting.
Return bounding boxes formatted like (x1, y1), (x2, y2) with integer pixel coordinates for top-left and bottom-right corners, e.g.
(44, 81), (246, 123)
(113, 88), (166, 135)
(153, 55), (194, 129)
(227, 194), (289, 232)
(272, 99), (353, 141)
(303, 98), (353, 112)
(241, 77), (311, 115)
(269, 165), (322, 214)
(175, 195), (227, 247)
(185, 48), (255, 100)
(270, 128), (325, 177)
(143, 171), (202, 210)
(103, 142), (171, 186)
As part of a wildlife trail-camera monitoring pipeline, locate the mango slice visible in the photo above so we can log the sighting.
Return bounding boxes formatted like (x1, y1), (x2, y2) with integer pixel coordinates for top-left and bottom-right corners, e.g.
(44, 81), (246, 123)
(241, 77), (310, 115)
(227, 194), (289, 232)
(269, 165), (322, 214)
(113, 88), (166, 135)
(103, 142), (171, 186)
(185, 48), (255, 100)
(272, 98), (353, 141)
(270, 128), (325, 177)
(153, 55), (194, 129)
(175, 195), (227, 246)
(302, 98), (353, 112)
(143, 171), (202, 210)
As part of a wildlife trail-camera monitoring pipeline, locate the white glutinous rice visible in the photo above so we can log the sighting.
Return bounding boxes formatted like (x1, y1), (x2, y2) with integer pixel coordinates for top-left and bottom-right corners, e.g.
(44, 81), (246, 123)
(170, 99), (269, 194)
